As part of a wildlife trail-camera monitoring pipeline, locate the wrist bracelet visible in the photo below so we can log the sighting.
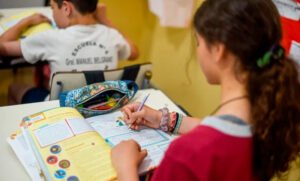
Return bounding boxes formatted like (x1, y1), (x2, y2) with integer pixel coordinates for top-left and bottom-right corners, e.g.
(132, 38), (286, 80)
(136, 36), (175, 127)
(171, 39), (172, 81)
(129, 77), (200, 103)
(173, 113), (183, 134)
(159, 107), (169, 132)
(168, 112), (177, 132)
(158, 108), (181, 133)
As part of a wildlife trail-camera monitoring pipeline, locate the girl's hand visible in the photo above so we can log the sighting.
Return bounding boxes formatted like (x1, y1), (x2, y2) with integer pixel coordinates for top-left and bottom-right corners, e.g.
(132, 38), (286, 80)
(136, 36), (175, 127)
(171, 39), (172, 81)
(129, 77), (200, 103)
(24, 14), (51, 26)
(111, 140), (147, 180)
(122, 102), (162, 130)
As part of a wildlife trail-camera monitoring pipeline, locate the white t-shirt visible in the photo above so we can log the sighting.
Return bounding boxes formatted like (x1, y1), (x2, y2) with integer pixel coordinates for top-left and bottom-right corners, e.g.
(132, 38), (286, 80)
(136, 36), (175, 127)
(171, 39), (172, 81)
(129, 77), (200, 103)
(20, 24), (131, 85)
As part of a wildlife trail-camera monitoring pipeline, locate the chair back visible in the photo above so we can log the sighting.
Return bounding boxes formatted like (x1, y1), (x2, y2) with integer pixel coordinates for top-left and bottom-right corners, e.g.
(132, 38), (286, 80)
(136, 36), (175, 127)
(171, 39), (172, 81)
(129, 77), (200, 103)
(49, 63), (153, 100)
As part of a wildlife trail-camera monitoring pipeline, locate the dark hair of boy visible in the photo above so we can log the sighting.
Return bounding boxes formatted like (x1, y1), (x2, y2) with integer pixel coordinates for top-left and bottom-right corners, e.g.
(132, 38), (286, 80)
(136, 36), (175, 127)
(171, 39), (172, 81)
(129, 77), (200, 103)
(194, 0), (300, 180)
(53, 0), (98, 14)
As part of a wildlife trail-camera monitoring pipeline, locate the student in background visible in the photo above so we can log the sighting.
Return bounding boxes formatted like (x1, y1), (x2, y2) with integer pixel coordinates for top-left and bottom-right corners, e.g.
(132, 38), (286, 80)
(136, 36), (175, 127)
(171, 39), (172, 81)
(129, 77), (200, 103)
(0, 0), (139, 104)
(112, 0), (300, 180)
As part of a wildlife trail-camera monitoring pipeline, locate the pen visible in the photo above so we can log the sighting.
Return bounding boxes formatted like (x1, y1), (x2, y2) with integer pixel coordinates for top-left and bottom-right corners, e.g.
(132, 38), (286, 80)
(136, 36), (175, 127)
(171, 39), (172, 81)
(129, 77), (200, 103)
(128, 93), (150, 128)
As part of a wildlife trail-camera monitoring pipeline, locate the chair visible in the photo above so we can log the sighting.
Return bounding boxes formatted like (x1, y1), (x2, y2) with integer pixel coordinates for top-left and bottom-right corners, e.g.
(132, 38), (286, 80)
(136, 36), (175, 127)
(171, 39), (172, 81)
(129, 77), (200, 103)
(49, 63), (153, 100)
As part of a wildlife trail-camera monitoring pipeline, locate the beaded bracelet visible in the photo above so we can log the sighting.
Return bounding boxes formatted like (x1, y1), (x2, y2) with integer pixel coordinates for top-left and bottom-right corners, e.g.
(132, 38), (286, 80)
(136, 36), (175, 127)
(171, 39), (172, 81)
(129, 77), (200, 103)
(158, 107), (183, 133)
(158, 107), (178, 132)
(173, 113), (183, 134)
(158, 107), (169, 132)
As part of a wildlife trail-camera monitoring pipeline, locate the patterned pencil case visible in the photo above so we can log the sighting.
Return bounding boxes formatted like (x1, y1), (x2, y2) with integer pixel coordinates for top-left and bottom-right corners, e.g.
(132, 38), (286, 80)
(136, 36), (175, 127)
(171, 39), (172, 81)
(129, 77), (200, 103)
(59, 80), (138, 118)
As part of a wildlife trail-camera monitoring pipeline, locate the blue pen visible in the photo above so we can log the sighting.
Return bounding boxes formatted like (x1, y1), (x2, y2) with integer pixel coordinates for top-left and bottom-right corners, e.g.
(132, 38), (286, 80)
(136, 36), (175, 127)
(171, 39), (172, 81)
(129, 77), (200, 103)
(128, 93), (150, 128)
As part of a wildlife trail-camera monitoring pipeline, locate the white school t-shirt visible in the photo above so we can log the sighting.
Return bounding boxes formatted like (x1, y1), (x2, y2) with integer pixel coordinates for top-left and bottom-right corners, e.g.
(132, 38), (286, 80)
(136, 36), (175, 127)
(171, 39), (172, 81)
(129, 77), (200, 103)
(20, 24), (131, 85)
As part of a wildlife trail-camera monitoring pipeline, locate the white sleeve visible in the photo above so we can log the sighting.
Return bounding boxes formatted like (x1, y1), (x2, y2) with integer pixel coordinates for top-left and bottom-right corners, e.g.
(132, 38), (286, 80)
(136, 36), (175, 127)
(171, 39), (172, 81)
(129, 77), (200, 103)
(110, 29), (131, 60)
(20, 30), (55, 64)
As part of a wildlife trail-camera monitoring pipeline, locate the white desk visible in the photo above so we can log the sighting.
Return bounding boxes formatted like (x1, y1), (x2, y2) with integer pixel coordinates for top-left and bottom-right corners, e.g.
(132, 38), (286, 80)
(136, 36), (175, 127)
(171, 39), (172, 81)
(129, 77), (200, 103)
(0, 89), (184, 180)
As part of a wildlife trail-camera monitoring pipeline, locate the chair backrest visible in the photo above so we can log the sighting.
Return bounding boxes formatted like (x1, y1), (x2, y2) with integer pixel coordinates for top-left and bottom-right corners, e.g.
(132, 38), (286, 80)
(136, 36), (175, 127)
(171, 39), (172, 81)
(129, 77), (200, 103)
(49, 63), (153, 100)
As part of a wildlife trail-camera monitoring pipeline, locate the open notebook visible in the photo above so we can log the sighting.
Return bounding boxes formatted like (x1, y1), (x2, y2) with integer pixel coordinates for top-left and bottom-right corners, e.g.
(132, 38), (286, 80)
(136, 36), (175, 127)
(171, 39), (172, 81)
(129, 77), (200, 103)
(7, 107), (172, 181)
(0, 11), (54, 39)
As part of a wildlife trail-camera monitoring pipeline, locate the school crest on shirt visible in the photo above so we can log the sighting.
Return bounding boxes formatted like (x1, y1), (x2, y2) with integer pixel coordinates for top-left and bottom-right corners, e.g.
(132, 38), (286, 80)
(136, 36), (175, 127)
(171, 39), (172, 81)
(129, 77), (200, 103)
(65, 41), (113, 68)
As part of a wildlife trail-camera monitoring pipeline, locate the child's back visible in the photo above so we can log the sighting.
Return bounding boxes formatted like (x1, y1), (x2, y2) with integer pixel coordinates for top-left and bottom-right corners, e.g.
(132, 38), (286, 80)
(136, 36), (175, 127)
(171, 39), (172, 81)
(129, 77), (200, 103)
(0, 0), (139, 104)
(21, 0), (138, 84)
(22, 24), (131, 83)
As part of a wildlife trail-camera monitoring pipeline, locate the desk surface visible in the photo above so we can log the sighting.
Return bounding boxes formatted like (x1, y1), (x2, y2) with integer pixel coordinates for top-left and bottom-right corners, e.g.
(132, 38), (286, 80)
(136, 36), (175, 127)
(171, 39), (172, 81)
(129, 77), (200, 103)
(0, 89), (183, 180)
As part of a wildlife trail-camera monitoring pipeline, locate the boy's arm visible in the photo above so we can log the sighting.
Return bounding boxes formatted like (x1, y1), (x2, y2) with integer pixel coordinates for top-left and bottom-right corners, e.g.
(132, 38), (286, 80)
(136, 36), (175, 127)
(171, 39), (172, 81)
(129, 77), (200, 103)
(0, 41), (22, 57)
(0, 13), (50, 43)
(0, 14), (50, 56)
(94, 4), (139, 60)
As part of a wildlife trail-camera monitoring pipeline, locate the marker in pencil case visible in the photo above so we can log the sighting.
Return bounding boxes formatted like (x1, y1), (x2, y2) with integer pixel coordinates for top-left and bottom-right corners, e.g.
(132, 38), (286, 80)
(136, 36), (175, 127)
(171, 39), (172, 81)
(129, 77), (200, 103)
(82, 96), (108, 107)
(78, 95), (115, 108)
(88, 98), (120, 109)
(93, 106), (112, 110)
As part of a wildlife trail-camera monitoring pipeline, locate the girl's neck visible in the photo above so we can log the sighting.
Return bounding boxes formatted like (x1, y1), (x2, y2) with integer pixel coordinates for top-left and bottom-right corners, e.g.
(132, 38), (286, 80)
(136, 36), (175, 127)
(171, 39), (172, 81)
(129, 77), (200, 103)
(220, 75), (247, 102)
(215, 75), (251, 124)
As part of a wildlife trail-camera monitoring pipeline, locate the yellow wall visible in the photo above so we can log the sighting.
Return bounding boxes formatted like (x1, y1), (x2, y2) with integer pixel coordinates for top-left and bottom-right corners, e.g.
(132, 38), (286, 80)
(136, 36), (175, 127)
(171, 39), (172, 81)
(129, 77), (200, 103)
(100, 0), (221, 118)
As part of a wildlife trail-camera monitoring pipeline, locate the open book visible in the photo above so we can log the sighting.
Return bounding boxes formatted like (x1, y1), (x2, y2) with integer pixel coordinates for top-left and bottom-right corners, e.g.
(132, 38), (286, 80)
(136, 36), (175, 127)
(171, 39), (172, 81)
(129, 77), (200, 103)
(0, 11), (53, 38)
(7, 107), (172, 181)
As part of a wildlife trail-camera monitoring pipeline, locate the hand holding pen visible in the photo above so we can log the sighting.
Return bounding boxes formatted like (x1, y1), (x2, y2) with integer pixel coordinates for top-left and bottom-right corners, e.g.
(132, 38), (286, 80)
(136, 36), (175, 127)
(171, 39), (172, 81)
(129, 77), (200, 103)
(122, 94), (162, 130)
(128, 94), (150, 128)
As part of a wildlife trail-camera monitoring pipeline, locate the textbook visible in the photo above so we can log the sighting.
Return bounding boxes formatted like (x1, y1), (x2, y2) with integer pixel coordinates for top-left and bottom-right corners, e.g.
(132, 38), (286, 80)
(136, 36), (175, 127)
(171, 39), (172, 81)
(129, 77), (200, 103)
(8, 107), (172, 181)
(0, 11), (53, 39)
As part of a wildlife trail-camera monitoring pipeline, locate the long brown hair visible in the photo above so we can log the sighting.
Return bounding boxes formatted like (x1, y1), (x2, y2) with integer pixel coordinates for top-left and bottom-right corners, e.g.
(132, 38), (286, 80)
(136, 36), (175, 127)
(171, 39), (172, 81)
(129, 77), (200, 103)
(193, 0), (300, 180)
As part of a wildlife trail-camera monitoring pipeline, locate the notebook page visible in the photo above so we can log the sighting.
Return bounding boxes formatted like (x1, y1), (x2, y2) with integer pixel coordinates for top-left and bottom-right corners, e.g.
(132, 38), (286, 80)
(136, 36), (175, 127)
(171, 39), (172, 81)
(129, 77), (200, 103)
(7, 132), (43, 181)
(86, 111), (173, 174)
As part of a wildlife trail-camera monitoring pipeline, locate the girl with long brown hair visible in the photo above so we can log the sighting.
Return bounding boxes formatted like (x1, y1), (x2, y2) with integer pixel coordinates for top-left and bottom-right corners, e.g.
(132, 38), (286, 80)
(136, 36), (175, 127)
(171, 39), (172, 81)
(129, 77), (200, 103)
(110, 0), (300, 180)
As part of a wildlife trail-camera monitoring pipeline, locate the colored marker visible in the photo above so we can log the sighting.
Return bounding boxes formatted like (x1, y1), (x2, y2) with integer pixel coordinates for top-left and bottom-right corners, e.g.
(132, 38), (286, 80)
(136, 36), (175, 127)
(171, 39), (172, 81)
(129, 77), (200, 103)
(88, 98), (120, 109)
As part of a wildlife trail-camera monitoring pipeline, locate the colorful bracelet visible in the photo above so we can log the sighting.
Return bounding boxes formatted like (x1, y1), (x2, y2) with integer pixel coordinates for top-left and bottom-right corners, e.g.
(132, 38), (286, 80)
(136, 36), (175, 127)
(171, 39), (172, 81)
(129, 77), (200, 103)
(173, 113), (183, 134)
(158, 108), (181, 133)
(159, 107), (169, 132)
(168, 112), (178, 132)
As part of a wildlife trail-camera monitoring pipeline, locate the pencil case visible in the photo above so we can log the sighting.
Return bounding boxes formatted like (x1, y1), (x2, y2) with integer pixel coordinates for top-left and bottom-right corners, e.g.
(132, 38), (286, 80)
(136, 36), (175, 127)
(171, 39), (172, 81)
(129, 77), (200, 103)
(59, 80), (138, 117)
